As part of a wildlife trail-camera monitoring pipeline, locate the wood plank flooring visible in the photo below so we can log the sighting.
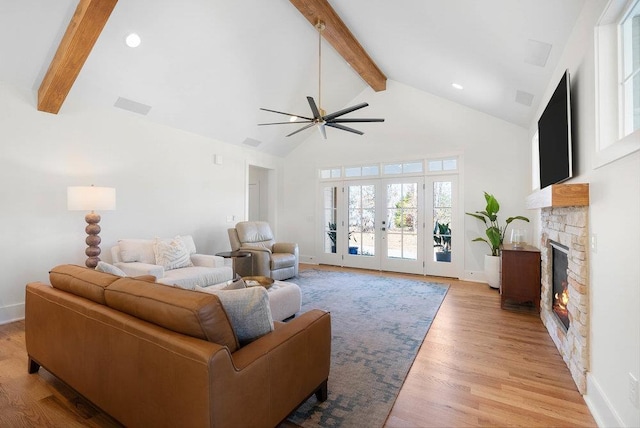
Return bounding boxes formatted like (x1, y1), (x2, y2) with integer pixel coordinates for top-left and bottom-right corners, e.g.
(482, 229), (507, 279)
(0, 264), (595, 427)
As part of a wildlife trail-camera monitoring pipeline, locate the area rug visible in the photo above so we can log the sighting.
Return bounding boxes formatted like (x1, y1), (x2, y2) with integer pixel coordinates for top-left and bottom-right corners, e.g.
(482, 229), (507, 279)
(286, 269), (449, 428)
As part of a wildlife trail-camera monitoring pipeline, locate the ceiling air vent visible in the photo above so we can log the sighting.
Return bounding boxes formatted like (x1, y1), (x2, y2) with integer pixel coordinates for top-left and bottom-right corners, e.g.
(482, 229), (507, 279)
(242, 138), (262, 147)
(114, 97), (152, 116)
(524, 39), (552, 68)
(515, 90), (534, 107)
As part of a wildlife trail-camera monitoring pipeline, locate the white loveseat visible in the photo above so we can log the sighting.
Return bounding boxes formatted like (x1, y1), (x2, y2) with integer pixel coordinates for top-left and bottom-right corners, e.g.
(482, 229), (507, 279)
(111, 235), (233, 289)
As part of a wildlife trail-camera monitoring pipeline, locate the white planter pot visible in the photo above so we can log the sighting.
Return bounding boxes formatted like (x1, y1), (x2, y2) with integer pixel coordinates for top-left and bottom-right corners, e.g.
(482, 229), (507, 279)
(484, 254), (501, 289)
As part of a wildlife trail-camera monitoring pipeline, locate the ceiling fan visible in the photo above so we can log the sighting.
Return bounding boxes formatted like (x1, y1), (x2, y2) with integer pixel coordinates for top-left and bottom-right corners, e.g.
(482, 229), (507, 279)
(258, 21), (384, 139)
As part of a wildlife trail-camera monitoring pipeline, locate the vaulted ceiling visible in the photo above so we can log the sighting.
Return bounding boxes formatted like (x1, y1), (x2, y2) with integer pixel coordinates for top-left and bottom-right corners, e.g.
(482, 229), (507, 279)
(1, 0), (586, 156)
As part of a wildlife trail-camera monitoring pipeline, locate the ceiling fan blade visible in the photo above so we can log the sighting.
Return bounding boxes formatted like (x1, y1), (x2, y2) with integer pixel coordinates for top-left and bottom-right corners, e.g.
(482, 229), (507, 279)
(258, 120), (313, 126)
(260, 107), (313, 121)
(286, 122), (316, 137)
(306, 96), (322, 120)
(326, 122), (364, 135)
(318, 124), (327, 140)
(329, 118), (385, 123)
(323, 102), (369, 121)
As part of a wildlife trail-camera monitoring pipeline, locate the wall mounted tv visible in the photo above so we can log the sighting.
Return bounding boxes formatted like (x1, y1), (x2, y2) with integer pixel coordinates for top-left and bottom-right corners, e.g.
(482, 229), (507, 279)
(537, 70), (573, 189)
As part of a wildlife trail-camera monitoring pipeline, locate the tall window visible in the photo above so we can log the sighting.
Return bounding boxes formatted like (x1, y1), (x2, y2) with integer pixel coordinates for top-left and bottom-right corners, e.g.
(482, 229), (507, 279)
(622, 1), (640, 134)
(595, 0), (640, 164)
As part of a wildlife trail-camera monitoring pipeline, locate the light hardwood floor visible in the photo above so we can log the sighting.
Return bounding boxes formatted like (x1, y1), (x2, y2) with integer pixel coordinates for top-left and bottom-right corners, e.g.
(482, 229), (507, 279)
(0, 264), (596, 427)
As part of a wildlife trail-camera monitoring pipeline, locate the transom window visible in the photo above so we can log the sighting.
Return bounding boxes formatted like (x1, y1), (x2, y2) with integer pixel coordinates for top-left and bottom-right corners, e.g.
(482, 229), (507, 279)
(320, 157), (457, 181)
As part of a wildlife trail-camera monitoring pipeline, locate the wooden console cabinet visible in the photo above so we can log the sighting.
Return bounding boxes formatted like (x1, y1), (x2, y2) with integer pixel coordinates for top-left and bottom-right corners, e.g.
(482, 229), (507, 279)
(500, 243), (541, 310)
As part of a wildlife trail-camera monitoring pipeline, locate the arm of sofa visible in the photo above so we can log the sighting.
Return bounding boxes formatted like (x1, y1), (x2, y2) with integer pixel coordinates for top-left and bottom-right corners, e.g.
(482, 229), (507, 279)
(209, 309), (331, 427)
(190, 254), (227, 268)
(114, 262), (164, 278)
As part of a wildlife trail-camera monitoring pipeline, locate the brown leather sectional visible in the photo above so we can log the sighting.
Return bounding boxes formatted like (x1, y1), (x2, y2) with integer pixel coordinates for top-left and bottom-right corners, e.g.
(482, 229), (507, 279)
(25, 265), (330, 427)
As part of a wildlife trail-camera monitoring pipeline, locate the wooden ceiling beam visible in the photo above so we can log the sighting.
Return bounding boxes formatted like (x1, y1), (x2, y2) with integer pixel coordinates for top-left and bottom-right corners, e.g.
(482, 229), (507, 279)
(289, 0), (387, 92)
(38, 0), (118, 114)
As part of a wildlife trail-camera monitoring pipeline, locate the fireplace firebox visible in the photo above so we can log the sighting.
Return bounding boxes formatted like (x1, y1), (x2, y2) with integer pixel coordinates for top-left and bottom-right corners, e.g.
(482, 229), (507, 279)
(551, 241), (570, 330)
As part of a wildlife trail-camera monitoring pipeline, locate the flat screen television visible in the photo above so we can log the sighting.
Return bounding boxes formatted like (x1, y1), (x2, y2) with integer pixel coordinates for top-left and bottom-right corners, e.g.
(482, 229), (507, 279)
(537, 70), (573, 189)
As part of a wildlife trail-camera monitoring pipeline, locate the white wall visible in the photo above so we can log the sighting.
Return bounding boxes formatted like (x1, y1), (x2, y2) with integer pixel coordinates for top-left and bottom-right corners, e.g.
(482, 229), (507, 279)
(528, 1), (640, 426)
(0, 82), (283, 324)
(281, 79), (531, 278)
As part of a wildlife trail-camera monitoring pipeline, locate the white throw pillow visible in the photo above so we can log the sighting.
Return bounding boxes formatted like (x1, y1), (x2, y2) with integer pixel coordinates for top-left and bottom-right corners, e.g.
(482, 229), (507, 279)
(95, 261), (127, 277)
(195, 285), (274, 345)
(153, 236), (193, 271)
(180, 235), (197, 255)
(118, 239), (156, 264)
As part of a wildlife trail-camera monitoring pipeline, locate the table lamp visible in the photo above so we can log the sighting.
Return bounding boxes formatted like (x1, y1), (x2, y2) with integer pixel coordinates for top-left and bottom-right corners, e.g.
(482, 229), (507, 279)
(67, 185), (116, 268)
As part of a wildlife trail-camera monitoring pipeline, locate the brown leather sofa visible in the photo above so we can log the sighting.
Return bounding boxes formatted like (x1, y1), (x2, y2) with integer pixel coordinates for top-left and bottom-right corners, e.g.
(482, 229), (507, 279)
(25, 265), (330, 427)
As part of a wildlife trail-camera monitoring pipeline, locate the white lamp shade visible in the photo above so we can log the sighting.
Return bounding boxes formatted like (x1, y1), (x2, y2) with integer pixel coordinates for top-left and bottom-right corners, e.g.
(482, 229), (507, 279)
(67, 186), (116, 211)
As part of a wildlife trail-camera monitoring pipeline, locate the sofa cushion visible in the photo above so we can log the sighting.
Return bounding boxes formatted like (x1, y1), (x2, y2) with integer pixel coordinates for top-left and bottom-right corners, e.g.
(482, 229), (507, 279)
(118, 239), (156, 264)
(195, 285), (274, 345)
(157, 266), (233, 290)
(153, 236), (193, 270)
(95, 261), (127, 277)
(50, 264), (120, 305)
(105, 278), (239, 352)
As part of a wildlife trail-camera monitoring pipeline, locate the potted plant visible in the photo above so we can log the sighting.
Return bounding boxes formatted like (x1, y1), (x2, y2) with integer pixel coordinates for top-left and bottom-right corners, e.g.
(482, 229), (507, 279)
(327, 222), (357, 254)
(433, 221), (452, 262)
(327, 222), (337, 253)
(466, 192), (529, 288)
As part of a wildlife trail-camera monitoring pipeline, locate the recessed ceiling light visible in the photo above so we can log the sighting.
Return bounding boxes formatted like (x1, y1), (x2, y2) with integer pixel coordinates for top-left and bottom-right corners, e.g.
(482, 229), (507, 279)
(452, 83), (464, 90)
(289, 116), (299, 122)
(125, 33), (141, 48)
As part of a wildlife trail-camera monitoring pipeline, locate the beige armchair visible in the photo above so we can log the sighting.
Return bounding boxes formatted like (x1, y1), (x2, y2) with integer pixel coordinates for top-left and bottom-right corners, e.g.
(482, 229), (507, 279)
(228, 221), (299, 280)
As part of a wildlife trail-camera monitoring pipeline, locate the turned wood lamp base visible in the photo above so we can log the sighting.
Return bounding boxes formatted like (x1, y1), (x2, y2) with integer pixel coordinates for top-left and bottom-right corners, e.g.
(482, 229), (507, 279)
(84, 211), (102, 268)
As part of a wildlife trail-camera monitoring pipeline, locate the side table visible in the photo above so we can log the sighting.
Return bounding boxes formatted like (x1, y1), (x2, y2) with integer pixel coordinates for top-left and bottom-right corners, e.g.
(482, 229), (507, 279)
(215, 251), (251, 278)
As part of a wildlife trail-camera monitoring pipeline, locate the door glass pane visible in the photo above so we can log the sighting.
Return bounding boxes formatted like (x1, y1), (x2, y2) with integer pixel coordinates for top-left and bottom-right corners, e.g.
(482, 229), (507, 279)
(348, 184), (375, 256)
(323, 186), (338, 253)
(432, 181), (452, 263)
(386, 182), (418, 260)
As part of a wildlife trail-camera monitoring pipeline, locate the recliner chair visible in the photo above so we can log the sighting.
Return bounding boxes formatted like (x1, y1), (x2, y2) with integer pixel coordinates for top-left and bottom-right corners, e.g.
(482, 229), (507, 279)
(227, 221), (299, 280)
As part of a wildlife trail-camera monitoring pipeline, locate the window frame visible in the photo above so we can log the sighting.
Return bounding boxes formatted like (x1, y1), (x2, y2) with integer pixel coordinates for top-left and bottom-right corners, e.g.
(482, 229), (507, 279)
(594, 0), (640, 167)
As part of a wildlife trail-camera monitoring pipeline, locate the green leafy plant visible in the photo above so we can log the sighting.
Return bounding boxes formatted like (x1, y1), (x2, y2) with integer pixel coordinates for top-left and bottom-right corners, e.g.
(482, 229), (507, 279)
(327, 222), (356, 250)
(466, 192), (529, 256)
(433, 221), (452, 253)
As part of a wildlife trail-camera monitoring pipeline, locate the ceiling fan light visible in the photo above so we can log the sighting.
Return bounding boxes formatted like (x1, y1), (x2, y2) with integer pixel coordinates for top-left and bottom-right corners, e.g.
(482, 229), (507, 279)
(289, 116), (298, 122)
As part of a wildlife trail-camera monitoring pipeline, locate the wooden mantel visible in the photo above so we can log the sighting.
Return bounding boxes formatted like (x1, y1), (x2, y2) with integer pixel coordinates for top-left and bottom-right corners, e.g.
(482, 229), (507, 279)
(525, 183), (589, 209)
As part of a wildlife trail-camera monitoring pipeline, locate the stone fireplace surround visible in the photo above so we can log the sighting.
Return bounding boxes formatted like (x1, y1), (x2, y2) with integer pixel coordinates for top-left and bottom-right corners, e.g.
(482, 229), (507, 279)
(526, 184), (590, 394)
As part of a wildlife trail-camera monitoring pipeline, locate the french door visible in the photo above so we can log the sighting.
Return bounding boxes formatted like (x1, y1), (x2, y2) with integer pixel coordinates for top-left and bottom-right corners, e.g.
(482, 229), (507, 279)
(319, 175), (459, 277)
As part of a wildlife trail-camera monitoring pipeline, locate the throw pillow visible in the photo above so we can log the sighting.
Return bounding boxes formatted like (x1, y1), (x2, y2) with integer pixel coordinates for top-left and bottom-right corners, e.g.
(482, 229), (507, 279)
(194, 285), (274, 345)
(95, 261), (127, 277)
(154, 236), (193, 271)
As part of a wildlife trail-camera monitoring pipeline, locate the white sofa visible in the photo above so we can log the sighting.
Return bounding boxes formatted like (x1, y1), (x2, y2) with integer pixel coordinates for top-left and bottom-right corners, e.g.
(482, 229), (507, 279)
(111, 235), (233, 289)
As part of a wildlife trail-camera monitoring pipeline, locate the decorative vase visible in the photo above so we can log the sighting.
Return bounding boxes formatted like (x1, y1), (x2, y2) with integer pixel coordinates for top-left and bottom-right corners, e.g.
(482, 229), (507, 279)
(484, 254), (501, 289)
(348, 246), (359, 255)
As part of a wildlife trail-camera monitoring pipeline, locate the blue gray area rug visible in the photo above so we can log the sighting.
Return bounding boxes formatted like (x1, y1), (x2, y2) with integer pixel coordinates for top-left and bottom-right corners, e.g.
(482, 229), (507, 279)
(286, 269), (449, 428)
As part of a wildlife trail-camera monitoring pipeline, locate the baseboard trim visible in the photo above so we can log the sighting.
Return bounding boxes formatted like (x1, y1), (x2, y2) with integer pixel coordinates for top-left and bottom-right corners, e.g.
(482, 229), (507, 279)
(585, 373), (625, 427)
(0, 303), (25, 325)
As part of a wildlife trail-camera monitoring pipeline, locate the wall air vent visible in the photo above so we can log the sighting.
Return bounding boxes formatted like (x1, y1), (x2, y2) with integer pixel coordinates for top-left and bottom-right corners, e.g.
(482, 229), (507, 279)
(114, 97), (152, 116)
